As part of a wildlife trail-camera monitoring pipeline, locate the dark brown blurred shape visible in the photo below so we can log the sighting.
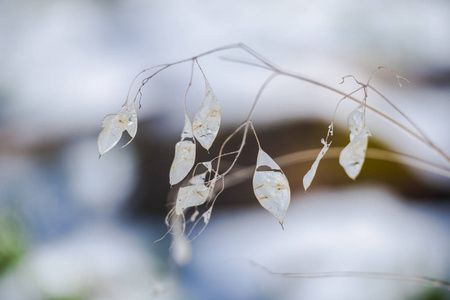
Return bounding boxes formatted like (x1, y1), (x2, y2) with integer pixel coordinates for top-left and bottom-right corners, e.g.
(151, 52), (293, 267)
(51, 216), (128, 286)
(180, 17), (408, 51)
(125, 117), (450, 218)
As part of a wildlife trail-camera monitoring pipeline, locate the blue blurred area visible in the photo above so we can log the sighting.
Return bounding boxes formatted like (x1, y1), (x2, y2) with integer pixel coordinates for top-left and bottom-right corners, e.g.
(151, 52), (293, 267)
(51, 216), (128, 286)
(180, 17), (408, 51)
(0, 0), (449, 299)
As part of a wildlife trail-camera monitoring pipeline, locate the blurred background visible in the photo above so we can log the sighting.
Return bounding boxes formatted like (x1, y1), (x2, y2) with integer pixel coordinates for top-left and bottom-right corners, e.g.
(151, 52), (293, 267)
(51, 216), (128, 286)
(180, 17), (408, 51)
(0, 0), (449, 299)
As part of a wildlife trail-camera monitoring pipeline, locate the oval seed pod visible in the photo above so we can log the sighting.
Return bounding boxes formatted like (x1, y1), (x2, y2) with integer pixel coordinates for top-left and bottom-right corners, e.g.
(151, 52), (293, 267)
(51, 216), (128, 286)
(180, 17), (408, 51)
(253, 149), (291, 226)
(339, 105), (371, 180)
(192, 78), (221, 150)
(124, 104), (138, 140)
(339, 127), (370, 180)
(175, 185), (209, 215)
(169, 113), (196, 186)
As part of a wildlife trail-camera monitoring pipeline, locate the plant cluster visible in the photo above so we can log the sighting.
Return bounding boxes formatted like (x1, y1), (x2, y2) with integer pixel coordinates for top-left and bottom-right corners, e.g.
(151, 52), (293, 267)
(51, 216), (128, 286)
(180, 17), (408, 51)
(98, 44), (450, 242)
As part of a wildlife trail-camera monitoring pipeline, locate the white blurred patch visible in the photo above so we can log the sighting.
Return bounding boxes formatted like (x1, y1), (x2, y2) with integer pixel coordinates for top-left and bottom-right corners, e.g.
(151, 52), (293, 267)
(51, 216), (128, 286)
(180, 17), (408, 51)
(0, 222), (181, 300)
(191, 186), (450, 300)
(64, 137), (136, 214)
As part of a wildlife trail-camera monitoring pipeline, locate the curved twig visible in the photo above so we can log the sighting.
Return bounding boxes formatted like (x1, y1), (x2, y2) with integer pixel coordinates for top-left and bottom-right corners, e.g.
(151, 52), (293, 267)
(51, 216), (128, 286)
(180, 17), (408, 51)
(243, 259), (450, 291)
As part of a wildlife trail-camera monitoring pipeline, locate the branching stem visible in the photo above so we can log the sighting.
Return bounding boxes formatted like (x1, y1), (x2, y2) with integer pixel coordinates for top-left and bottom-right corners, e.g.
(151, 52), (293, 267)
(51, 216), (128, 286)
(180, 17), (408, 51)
(127, 43), (449, 164)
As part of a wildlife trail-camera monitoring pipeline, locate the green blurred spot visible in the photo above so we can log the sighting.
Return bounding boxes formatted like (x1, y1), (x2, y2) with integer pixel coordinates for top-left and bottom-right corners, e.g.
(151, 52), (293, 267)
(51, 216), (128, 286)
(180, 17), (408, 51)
(409, 288), (450, 300)
(0, 214), (26, 278)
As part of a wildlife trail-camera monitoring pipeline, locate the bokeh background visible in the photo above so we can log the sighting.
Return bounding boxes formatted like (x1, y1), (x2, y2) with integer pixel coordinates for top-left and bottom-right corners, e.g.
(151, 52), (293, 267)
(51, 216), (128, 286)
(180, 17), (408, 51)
(0, 0), (449, 299)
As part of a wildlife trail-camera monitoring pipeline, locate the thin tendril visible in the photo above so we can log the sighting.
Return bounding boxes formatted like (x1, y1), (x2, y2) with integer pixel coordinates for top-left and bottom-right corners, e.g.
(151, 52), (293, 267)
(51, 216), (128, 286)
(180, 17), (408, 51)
(242, 259), (450, 291)
(183, 59), (196, 112)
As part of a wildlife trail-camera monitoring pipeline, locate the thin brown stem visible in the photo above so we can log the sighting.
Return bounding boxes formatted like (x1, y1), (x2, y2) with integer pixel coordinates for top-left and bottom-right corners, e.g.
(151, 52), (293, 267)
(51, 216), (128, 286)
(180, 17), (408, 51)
(368, 85), (450, 163)
(214, 73), (279, 182)
(246, 73), (278, 120)
(243, 259), (450, 291)
(249, 121), (261, 150)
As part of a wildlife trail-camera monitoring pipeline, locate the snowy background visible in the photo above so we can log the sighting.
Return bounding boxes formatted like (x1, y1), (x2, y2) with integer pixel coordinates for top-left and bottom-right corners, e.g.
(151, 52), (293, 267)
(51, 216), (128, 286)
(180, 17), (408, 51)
(0, 0), (449, 299)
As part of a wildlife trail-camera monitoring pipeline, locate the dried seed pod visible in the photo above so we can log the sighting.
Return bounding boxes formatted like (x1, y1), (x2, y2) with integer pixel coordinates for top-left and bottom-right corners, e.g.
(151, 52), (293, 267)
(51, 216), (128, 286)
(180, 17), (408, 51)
(175, 185), (210, 216)
(192, 78), (221, 150)
(169, 113), (196, 186)
(339, 105), (371, 180)
(253, 149), (291, 226)
(98, 104), (137, 156)
(303, 139), (331, 191)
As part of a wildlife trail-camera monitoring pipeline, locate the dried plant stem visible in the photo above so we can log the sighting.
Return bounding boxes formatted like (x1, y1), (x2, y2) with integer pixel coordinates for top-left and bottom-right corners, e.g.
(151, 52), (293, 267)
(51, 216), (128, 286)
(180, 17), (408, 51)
(368, 85), (449, 163)
(128, 43), (450, 217)
(128, 43), (449, 165)
(214, 72), (279, 182)
(221, 48), (450, 164)
(253, 64), (447, 164)
(183, 59), (196, 111)
(243, 259), (450, 291)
